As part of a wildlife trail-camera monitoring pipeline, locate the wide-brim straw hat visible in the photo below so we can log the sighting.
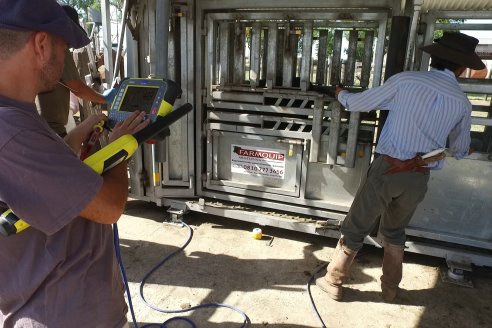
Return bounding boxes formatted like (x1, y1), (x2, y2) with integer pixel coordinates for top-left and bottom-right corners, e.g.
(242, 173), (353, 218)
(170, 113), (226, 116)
(422, 32), (485, 70)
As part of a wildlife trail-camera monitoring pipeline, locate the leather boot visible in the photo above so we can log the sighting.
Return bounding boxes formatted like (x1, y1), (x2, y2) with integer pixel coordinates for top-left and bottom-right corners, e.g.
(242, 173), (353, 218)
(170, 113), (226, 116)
(380, 242), (405, 302)
(316, 239), (357, 301)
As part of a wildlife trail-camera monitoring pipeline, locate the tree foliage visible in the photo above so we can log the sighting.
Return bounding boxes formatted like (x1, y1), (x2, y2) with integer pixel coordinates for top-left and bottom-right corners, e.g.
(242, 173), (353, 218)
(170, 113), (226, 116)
(434, 19), (465, 39)
(58, 0), (122, 19)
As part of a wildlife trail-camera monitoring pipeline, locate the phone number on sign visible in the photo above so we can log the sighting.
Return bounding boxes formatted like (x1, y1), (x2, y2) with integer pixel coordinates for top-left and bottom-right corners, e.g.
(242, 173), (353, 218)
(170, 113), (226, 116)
(234, 164), (284, 175)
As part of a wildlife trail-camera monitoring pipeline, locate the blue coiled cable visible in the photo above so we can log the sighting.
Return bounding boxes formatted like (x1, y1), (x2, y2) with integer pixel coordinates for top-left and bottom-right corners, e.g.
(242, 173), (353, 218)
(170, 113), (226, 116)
(113, 221), (250, 328)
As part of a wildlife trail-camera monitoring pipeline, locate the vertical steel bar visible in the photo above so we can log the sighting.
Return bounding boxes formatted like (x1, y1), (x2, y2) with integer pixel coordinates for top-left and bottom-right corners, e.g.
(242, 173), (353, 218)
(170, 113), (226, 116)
(101, 0), (113, 86)
(420, 13), (436, 71)
(344, 29), (358, 86)
(266, 23), (278, 89)
(372, 15), (388, 87)
(155, 0), (170, 79)
(276, 27), (285, 87)
(405, 0), (423, 70)
(148, 0), (156, 77)
(330, 29), (343, 85)
(360, 30), (374, 88)
(182, 9), (193, 186)
(300, 22), (313, 91)
(206, 16), (215, 102)
(309, 98), (323, 162)
(261, 28), (268, 82)
(282, 23), (296, 87)
(233, 21), (245, 85)
(345, 112), (360, 168)
(250, 22), (261, 88)
(316, 29), (328, 85)
(219, 22), (230, 86)
(112, 0), (129, 83)
(327, 102), (341, 165)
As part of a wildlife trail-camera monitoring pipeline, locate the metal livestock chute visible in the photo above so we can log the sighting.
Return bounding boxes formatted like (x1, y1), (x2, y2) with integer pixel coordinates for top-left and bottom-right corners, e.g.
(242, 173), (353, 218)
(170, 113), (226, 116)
(99, 0), (492, 276)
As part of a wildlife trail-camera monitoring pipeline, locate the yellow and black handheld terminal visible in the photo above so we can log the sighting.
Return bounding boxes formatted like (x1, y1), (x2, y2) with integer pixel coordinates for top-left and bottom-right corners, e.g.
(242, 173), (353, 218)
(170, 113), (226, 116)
(0, 79), (192, 237)
(108, 78), (180, 125)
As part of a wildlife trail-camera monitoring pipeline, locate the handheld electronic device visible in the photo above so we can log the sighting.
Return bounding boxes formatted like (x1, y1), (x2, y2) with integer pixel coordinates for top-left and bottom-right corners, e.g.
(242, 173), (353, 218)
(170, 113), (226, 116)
(1, 77), (189, 237)
(108, 78), (181, 126)
(0, 103), (193, 237)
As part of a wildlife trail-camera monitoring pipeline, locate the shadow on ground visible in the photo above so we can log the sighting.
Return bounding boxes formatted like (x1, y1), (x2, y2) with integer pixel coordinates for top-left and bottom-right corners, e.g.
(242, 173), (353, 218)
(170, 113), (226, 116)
(121, 200), (492, 328)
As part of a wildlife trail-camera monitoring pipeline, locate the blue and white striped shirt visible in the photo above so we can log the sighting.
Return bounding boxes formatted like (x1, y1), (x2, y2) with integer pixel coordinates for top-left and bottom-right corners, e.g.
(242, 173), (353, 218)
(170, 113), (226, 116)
(338, 68), (471, 169)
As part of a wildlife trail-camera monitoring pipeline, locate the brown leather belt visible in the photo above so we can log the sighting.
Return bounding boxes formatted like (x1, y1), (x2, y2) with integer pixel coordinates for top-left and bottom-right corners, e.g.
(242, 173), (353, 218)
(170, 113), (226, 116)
(382, 155), (430, 174)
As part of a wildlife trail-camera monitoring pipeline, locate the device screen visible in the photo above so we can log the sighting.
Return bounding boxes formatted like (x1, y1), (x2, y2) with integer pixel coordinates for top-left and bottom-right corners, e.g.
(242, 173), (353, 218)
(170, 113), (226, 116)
(119, 86), (159, 114)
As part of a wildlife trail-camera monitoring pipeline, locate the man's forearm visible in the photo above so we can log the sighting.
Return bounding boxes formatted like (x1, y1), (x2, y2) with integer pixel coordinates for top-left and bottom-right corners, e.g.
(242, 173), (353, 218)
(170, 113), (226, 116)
(79, 162), (129, 224)
(66, 80), (106, 104)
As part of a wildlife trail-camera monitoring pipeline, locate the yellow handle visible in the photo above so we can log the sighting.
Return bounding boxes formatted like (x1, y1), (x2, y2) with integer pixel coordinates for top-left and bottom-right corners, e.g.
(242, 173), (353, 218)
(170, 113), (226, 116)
(83, 134), (139, 174)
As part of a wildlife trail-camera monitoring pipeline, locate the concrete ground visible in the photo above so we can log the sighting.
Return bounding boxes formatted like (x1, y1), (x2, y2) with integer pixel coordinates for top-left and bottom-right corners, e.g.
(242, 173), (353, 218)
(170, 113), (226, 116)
(117, 200), (492, 328)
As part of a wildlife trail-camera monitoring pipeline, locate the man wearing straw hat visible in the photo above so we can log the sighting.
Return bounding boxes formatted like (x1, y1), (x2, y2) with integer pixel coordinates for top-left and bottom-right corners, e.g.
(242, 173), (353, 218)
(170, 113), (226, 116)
(317, 32), (485, 302)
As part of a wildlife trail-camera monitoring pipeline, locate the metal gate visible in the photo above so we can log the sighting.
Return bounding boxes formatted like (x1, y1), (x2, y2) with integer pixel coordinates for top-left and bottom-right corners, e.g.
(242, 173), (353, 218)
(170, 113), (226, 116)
(198, 9), (389, 219)
(119, 0), (492, 266)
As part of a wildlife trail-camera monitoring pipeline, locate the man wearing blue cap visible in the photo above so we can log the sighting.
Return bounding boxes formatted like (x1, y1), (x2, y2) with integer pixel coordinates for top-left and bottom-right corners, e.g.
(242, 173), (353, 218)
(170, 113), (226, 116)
(0, 0), (148, 327)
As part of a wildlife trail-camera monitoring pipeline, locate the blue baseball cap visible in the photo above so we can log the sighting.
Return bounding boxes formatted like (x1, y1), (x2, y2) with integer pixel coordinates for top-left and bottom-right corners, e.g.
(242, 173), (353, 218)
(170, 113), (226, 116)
(0, 0), (90, 49)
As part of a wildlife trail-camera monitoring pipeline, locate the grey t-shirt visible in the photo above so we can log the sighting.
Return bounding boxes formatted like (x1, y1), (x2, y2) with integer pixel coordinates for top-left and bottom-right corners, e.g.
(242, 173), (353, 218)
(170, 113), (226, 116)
(0, 95), (127, 328)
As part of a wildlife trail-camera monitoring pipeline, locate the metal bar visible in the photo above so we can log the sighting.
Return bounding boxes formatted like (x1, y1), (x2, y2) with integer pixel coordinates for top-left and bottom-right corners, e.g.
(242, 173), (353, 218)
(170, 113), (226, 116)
(276, 28), (285, 86)
(420, 13), (436, 71)
(210, 101), (316, 115)
(300, 22), (313, 91)
(212, 91), (263, 103)
(282, 24), (296, 87)
(344, 29), (358, 86)
(313, 22), (380, 28)
(372, 14), (388, 86)
(100, 0), (113, 86)
(206, 16), (215, 102)
(384, 16), (410, 80)
(206, 11), (389, 21)
(471, 117), (492, 127)
(309, 100), (323, 162)
(112, 0), (129, 83)
(124, 24), (138, 77)
(180, 10), (192, 187)
(434, 23), (492, 31)
(211, 132), (218, 180)
(360, 30), (374, 88)
(261, 27), (268, 82)
(430, 11), (492, 20)
(148, 0), (157, 77)
(404, 0), (422, 71)
(330, 29), (343, 85)
(219, 21), (230, 86)
(199, 190), (349, 219)
(250, 22), (261, 88)
(155, 0), (170, 78)
(345, 112), (360, 168)
(459, 80), (492, 94)
(327, 102), (341, 165)
(266, 22), (278, 89)
(316, 29), (328, 85)
(233, 21), (245, 85)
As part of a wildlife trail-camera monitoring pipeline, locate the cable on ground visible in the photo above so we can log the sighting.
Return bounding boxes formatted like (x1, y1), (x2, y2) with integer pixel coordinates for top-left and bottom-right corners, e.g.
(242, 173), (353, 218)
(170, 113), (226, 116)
(113, 221), (250, 328)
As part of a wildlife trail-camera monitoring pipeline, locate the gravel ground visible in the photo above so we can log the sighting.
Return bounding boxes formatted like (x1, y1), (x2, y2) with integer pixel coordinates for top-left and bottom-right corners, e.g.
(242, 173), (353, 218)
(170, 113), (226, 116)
(116, 200), (492, 328)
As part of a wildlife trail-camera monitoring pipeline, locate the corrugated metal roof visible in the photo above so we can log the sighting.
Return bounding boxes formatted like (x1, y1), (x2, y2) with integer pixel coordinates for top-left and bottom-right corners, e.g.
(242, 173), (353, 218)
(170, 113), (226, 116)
(422, 0), (492, 11)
